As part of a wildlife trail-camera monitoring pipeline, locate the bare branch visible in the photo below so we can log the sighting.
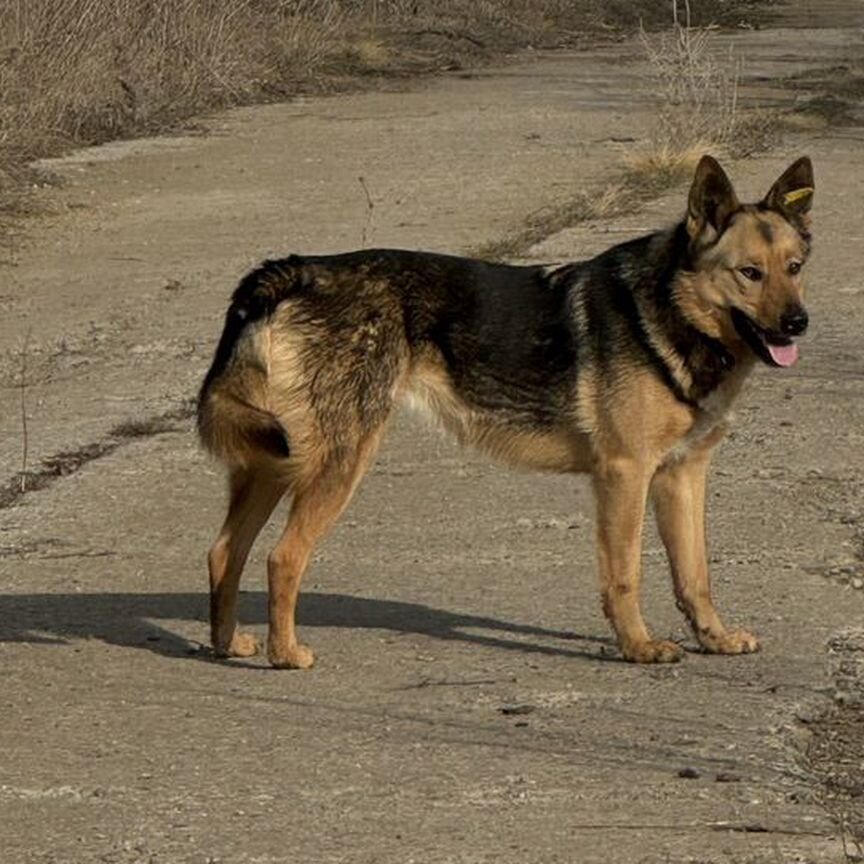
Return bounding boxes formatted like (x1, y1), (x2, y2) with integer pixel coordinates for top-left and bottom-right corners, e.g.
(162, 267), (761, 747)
(358, 175), (375, 248)
(18, 329), (31, 493)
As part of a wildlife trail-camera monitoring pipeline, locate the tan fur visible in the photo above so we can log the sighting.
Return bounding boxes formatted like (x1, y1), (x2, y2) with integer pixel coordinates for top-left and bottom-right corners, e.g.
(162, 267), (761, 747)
(405, 356), (588, 471)
(651, 442), (758, 656)
(198, 324), (274, 468)
(665, 354), (754, 464)
(266, 429), (384, 669)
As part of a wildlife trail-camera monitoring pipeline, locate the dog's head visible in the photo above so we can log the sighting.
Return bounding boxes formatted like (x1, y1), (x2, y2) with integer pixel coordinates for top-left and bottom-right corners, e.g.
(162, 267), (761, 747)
(682, 154), (814, 368)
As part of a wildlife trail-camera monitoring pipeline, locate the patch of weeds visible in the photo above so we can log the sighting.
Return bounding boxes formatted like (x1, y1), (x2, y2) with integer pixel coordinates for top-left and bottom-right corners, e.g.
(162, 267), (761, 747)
(782, 63), (864, 128)
(807, 706), (864, 858)
(110, 413), (185, 440)
(793, 95), (862, 128)
(1, 400), (196, 510)
(802, 631), (864, 859)
(476, 183), (635, 261)
(0, 442), (116, 509)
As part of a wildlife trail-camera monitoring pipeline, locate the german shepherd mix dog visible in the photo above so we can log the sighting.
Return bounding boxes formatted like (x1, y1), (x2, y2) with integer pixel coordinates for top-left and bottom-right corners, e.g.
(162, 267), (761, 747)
(198, 155), (814, 668)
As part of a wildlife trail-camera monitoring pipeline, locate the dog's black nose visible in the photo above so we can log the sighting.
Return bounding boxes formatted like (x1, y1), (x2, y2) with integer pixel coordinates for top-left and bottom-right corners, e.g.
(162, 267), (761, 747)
(780, 307), (809, 336)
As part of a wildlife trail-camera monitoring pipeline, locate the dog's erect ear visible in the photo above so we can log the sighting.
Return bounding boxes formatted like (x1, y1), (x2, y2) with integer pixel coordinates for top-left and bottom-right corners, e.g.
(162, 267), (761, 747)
(687, 155), (740, 240)
(762, 156), (814, 216)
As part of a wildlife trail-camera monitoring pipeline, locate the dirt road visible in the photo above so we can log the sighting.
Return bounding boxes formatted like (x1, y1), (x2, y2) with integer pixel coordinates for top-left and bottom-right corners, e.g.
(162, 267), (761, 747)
(2, 6), (863, 863)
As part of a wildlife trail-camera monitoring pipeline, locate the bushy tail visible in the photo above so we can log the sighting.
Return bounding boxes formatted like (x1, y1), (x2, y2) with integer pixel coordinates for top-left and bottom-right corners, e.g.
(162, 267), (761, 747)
(198, 382), (290, 466)
(198, 293), (290, 467)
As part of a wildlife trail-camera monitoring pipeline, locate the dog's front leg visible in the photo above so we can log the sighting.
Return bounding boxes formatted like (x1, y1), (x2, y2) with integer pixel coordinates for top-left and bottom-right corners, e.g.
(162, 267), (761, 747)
(593, 458), (684, 663)
(651, 448), (759, 655)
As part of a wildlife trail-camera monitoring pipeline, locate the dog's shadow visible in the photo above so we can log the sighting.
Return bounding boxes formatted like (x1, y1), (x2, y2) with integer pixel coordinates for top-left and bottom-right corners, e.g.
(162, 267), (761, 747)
(0, 590), (616, 664)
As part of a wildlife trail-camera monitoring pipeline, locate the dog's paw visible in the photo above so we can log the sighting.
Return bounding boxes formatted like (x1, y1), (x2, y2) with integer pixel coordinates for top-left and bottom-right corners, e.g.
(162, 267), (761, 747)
(700, 628), (760, 655)
(268, 642), (315, 670)
(214, 630), (260, 659)
(622, 639), (684, 664)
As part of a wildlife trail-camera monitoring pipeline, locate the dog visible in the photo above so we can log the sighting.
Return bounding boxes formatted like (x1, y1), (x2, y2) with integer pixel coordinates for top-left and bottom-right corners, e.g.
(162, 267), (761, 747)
(197, 155), (814, 668)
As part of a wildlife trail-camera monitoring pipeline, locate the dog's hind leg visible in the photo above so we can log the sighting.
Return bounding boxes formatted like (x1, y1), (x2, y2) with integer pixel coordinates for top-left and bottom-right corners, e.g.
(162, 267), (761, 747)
(208, 467), (287, 658)
(266, 432), (383, 669)
(593, 458), (685, 663)
(652, 448), (759, 655)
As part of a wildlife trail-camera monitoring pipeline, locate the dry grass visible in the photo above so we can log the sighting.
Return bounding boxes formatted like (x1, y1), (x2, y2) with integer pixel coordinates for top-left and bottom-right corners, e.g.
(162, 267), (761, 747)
(0, 0), (349, 151)
(621, 144), (706, 196)
(0, 0), (765, 234)
(0, 0), (351, 225)
(0, 400), (195, 511)
(476, 186), (635, 261)
(804, 630), (864, 859)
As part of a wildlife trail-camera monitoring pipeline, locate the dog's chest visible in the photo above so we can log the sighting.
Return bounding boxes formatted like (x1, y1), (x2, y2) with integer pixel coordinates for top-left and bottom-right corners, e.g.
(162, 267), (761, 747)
(668, 368), (749, 461)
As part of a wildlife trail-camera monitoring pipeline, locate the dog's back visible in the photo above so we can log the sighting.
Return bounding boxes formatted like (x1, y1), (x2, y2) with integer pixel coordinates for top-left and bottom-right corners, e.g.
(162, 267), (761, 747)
(198, 250), (583, 482)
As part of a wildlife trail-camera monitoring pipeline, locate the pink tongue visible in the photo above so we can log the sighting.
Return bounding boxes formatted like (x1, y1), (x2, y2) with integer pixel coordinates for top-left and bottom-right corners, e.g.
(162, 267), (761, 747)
(767, 341), (799, 367)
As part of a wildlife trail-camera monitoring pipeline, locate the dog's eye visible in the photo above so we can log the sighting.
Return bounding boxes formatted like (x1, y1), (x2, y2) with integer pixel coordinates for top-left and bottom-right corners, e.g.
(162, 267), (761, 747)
(789, 261), (802, 275)
(739, 266), (762, 282)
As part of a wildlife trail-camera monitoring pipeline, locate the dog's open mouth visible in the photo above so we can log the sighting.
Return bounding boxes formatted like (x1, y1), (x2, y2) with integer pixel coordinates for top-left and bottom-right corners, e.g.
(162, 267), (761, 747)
(731, 308), (800, 368)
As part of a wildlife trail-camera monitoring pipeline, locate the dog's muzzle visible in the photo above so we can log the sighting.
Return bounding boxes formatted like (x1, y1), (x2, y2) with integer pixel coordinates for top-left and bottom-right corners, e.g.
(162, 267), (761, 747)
(731, 308), (804, 368)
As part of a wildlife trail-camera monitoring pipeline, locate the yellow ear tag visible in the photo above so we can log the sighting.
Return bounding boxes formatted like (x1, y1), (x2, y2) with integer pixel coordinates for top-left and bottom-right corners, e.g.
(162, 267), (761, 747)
(782, 186), (813, 206)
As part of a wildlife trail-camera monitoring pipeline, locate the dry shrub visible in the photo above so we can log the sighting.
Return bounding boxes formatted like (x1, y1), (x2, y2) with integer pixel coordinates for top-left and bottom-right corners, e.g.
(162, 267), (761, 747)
(639, 0), (740, 156)
(628, 1), (781, 190)
(0, 0), (351, 221)
(0, 0), (349, 153)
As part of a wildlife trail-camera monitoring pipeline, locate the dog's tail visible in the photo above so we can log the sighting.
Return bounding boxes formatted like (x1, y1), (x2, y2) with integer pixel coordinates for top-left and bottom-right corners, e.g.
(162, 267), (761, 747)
(197, 260), (303, 467)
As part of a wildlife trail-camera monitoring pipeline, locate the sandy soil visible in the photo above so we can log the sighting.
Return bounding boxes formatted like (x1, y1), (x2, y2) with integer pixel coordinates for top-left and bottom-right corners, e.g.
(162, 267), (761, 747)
(1, 4), (863, 862)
